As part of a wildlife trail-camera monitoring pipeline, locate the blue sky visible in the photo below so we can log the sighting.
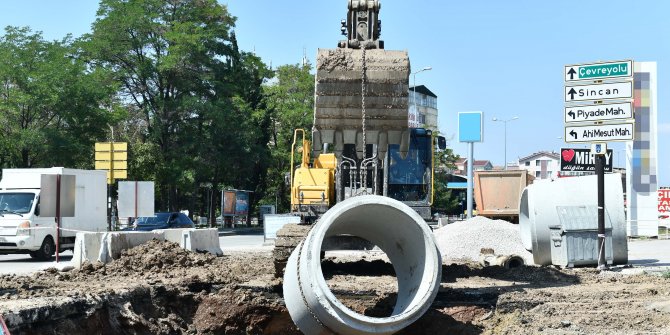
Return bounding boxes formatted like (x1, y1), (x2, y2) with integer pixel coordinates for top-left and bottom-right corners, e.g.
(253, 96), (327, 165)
(1, 0), (667, 184)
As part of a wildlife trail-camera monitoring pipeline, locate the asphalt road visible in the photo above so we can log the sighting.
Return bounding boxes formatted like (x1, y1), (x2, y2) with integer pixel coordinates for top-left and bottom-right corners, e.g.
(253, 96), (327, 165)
(1, 234), (670, 276)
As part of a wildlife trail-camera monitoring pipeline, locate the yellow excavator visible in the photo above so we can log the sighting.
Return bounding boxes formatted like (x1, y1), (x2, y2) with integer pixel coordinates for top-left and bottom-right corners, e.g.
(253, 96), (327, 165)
(274, 0), (445, 276)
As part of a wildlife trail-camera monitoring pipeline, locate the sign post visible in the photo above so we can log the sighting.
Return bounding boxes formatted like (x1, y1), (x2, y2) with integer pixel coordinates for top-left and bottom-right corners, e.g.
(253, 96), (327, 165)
(40, 174), (75, 263)
(117, 181), (155, 223)
(595, 151), (606, 269)
(564, 59), (634, 270)
(458, 111), (483, 219)
(95, 142), (128, 231)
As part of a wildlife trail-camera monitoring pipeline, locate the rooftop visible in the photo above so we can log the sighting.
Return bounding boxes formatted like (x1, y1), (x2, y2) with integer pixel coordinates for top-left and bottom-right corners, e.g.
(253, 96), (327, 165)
(408, 85), (437, 98)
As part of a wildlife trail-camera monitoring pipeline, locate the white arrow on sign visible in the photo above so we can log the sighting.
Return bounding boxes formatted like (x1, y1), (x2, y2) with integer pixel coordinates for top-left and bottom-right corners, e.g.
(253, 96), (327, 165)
(564, 102), (633, 123)
(564, 123), (635, 143)
(565, 81), (633, 102)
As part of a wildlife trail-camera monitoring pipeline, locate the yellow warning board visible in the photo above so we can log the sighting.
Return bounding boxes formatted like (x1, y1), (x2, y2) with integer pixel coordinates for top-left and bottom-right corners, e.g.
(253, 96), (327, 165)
(106, 170), (127, 182)
(94, 151), (128, 161)
(95, 142), (128, 152)
(95, 161), (128, 170)
(95, 142), (129, 184)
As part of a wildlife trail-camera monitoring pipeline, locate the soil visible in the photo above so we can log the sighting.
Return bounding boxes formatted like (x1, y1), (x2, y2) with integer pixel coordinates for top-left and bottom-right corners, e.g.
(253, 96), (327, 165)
(2, 239), (670, 334)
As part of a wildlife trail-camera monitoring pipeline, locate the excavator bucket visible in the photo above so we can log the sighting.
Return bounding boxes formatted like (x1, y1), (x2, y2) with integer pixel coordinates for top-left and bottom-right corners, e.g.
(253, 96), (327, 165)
(311, 0), (410, 160)
(313, 48), (410, 159)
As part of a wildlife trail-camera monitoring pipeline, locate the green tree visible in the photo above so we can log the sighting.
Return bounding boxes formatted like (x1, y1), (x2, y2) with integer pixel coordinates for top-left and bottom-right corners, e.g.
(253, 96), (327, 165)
(85, 0), (272, 213)
(0, 26), (119, 170)
(261, 63), (315, 211)
(433, 143), (461, 215)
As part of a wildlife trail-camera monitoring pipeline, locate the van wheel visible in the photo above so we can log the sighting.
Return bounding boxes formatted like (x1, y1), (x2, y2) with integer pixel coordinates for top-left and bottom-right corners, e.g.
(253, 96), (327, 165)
(30, 236), (55, 261)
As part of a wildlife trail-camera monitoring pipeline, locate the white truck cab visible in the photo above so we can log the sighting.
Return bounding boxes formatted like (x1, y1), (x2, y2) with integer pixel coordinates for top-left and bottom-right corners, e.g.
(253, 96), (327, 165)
(0, 168), (107, 260)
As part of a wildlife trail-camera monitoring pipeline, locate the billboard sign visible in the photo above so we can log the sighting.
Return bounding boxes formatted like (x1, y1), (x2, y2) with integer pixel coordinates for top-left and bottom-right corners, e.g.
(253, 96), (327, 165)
(223, 191), (236, 216)
(560, 148), (613, 173)
(660, 188), (670, 213)
(235, 191), (250, 216)
(458, 111), (483, 143)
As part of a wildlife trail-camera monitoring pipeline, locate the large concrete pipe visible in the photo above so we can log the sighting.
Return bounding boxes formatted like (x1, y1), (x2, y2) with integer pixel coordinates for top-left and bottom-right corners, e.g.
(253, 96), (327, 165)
(519, 173), (627, 266)
(283, 195), (441, 335)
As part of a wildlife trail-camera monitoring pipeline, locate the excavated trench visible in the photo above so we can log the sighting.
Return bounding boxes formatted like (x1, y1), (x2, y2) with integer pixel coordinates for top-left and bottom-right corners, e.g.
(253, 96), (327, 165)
(0, 241), (504, 335)
(2, 239), (613, 335)
(3, 263), (491, 335)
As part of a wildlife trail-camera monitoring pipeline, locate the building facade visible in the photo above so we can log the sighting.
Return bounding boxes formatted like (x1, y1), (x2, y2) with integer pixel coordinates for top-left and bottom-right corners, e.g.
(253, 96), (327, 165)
(453, 158), (493, 176)
(408, 85), (438, 130)
(517, 151), (560, 180)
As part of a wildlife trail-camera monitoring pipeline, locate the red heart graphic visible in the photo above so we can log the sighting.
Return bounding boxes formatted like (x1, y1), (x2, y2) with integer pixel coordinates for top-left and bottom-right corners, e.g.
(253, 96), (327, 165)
(562, 149), (575, 162)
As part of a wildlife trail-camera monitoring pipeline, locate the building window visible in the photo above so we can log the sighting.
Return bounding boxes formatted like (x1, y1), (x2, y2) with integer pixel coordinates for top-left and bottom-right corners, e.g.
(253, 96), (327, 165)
(536, 160), (541, 166)
(418, 113), (426, 124)
(536, 171), (541, 177)
(525, 161), (530, 166)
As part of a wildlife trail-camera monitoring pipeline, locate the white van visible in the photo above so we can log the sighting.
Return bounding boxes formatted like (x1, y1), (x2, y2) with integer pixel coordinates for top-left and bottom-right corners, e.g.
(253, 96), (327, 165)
(0, 168), (107, 260)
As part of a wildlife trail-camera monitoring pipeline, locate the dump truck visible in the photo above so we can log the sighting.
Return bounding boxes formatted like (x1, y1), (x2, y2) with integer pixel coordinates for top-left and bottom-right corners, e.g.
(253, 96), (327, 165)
(473, 170), (534, 223)
(274, 0), (446, 276)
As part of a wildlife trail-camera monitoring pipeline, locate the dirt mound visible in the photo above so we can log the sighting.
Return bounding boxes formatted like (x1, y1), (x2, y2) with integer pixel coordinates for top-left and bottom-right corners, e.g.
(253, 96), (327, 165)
(98, 239), (218, 275)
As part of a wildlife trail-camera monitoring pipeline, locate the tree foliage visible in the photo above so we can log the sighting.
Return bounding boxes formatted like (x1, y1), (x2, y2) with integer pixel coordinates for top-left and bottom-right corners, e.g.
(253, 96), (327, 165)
(433, 145), (462, 215)
(84, 0), (272, 213)
(260, 63), (315, 211)
(0, 2), (462, 221)
(0, 26), (119, 170)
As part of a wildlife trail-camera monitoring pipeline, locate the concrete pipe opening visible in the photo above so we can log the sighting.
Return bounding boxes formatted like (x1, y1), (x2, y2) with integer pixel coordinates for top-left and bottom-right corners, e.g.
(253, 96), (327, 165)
(283, 195), (442, 335)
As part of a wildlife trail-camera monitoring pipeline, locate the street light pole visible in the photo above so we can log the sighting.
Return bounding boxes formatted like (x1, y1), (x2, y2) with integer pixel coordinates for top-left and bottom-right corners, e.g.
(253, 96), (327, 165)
(411, 66), (432, 124)
(492, 116), (519, 170)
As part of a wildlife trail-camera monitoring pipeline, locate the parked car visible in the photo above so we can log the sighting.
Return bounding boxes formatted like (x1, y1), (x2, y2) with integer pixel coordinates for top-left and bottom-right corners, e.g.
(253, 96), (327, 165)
(125, 212), (195, 231)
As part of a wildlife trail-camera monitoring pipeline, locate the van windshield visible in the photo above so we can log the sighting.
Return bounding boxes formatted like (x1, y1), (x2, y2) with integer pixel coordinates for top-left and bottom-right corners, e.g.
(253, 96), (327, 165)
(0, 193), (36, 214)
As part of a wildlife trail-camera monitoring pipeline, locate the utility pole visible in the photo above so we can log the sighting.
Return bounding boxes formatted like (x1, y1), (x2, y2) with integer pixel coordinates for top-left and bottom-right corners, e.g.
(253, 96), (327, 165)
(492, 117), (519, 170)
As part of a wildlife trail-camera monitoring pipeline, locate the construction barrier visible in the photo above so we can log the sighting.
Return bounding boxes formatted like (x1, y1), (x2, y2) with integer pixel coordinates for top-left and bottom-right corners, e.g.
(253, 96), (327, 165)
(72, 229), (222, 267)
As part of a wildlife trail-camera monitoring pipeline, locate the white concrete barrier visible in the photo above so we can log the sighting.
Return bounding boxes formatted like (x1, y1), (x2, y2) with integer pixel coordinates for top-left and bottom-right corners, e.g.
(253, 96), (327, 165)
(160, 228), (223, 255)
(72, 232), (104, 267)
(283, 195), (442, 335)
(72, 229), (222, 268)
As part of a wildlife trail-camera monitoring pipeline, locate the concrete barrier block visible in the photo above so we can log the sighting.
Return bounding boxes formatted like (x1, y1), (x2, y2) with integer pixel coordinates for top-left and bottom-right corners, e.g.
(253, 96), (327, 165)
(160, 228), (222, 256)
(186, 228), (222, 255)
(160, 228), (190, 247)
(73, 229), (222, 268)
(72, 232), (105, 268)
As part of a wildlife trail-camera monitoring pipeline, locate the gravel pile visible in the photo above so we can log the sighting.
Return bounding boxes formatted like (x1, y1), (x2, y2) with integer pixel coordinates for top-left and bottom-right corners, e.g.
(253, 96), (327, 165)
(434, 216), (534, 265)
